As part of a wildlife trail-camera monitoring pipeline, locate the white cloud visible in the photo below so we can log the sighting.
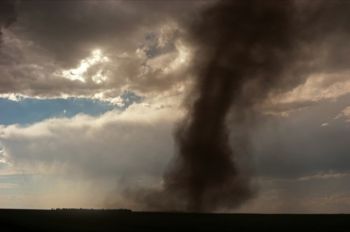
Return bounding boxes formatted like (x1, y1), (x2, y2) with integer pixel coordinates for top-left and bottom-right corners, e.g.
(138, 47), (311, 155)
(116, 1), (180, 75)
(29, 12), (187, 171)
(60, 49), (110, 83)
(262, 72), (350, 117)
(321, 122), (329, 127)
(0, 104), (179, 174)
(0, 102), (182, 208)
(297, 171), (350, 181)
(335, 106), (350, 122)
(272, 72), (350, 105)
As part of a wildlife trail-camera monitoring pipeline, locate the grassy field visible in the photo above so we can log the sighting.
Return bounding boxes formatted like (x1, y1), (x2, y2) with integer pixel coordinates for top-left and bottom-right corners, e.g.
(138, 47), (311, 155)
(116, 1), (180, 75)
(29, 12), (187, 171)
(1, 209), (350, 231)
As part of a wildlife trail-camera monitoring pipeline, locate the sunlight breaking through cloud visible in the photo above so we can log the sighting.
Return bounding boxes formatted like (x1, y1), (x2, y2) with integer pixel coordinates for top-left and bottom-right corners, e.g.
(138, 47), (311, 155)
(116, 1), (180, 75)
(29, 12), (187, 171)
(60, 49), (109, 83)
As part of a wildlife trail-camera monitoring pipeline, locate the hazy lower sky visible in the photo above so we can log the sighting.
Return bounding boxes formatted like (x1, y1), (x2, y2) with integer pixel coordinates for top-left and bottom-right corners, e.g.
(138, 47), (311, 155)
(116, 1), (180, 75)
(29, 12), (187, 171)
(1, 0), (350, 213)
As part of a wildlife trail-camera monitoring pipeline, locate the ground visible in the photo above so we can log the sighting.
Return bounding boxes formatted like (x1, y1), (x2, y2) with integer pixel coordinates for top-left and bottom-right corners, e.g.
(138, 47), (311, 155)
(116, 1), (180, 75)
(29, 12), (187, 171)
(1, 209), (350, 232)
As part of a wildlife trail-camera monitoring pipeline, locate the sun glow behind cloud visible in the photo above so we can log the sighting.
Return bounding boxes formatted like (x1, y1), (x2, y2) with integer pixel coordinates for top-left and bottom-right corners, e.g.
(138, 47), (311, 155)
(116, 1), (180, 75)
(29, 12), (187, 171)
(60, 49), (109, 83)
(163, 40), (191, 74)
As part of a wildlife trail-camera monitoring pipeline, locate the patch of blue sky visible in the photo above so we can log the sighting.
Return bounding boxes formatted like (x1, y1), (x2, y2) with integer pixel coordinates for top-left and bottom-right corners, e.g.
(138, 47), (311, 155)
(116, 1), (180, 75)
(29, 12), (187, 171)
(0, 91), (143, 126)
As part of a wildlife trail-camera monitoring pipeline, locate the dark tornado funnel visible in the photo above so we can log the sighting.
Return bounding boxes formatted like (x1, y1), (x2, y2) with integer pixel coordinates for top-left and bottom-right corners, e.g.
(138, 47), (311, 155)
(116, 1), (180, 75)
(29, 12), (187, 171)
(164, 0), (296, 212)
(123, 0), (350, 212)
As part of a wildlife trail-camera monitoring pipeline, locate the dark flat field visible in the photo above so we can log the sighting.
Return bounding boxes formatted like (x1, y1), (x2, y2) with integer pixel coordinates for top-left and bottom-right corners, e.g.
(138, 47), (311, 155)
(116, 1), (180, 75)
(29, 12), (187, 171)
(1, 209), (350, 232)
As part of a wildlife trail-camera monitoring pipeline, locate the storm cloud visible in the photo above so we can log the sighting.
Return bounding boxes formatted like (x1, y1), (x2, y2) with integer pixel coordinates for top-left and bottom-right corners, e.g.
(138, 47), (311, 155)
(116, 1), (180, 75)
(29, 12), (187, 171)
(0, 0), (17, 44)
(0, 0), (204, 100)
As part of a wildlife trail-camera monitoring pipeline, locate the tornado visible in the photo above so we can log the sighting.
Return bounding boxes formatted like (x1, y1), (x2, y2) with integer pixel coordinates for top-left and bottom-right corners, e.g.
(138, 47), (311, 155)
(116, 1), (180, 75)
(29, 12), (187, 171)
(124, 0), (350, 212)
(163, 0), (297, 212)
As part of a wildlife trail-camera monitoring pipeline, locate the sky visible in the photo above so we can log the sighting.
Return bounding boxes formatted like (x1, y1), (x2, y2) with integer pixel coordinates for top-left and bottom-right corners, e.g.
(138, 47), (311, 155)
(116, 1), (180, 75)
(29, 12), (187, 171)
(1, 0), (350, 213)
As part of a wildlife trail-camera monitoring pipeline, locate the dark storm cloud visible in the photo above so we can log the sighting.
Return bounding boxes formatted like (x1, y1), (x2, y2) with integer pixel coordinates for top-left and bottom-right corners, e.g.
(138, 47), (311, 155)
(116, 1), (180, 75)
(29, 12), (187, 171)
(0, 0), (206, 98)
(295, 1), (350, 71)
(1, 0), (350, 102)
(0, 0), (17, 44)
(16, 0), (199, 67)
